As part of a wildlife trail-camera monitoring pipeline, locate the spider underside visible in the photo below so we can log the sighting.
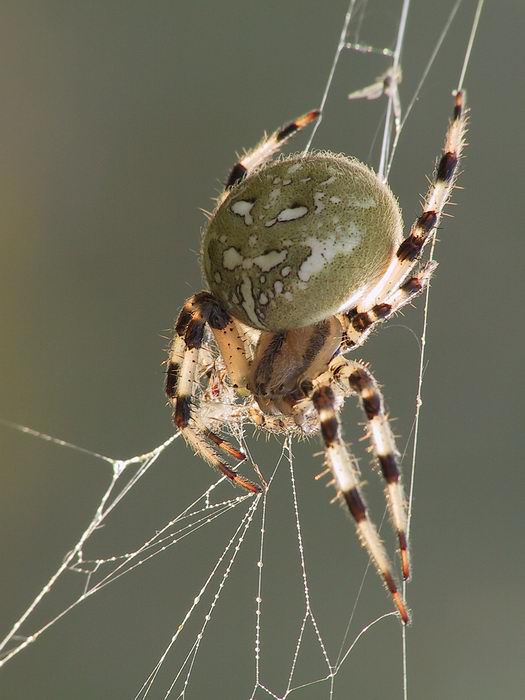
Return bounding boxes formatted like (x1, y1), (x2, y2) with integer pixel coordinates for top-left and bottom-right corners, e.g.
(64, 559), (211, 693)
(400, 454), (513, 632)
(166, 95), (467, 624)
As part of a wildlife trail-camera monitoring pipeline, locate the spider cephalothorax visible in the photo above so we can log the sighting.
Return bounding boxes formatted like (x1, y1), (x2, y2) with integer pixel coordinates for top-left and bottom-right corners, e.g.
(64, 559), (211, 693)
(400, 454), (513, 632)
(166, 95), (467, 624)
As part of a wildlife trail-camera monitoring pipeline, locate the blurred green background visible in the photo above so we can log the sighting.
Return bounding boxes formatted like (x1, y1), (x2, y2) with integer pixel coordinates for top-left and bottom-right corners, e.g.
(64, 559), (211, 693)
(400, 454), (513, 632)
(1, 1), (524, 698)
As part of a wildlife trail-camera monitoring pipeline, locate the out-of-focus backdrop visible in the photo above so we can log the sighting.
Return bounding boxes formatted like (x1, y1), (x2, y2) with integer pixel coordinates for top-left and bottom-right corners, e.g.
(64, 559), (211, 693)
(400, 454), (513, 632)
(1, 2), (523, 698)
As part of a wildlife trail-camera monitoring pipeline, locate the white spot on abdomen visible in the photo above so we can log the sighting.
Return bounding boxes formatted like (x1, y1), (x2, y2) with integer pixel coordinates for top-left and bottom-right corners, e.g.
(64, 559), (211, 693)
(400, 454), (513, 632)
(252, 249), (287, 272)
(223, 248), (287, 274)
(264, 188), (281, 210)
(277, 206), (308, 222)
(287, 162), (303, 174)
(348, 195), (377, 209)
(223, 247), (243, 270)
(240, 275), (260, 326)
(231, 200), (255, 225)
(298, 228), (364, 282)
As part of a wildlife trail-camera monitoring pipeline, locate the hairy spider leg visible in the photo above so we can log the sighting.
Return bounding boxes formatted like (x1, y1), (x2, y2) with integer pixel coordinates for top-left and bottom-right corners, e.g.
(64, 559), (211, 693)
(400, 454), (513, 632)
(330, 356), (410, 580)
(166, 293), (260, 493)
(356, 90), (467, 312)
(311, 383), (409, 624)
(224, 109), (320, 190)
(340, 260), (438, 351)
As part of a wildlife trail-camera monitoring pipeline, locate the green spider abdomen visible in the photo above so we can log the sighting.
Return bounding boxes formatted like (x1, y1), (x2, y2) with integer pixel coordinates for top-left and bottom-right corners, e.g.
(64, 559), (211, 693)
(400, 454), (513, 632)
(202, 152), (403, 331)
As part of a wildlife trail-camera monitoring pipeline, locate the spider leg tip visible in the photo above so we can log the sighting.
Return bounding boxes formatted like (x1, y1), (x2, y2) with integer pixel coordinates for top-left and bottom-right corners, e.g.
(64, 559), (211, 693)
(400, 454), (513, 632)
(399, 534), (410, 580)
(233, 474), (262, 494)
(297, 109), (321, 127)
(393, 592), (411, 625)
(401, 550), (411, 581)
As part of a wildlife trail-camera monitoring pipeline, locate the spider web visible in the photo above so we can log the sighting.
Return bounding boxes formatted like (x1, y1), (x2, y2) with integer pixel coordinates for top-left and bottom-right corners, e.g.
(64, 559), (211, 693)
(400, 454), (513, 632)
(0, 2), (483, 698)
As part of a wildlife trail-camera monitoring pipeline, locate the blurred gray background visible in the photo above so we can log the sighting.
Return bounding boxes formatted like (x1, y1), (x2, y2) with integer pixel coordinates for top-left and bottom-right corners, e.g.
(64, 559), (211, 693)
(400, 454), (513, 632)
(1, 1), (524, 698)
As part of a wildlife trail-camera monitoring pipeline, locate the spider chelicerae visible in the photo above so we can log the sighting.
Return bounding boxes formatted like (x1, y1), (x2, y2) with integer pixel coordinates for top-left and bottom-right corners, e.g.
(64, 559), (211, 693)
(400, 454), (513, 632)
(166, 92), (467, 624)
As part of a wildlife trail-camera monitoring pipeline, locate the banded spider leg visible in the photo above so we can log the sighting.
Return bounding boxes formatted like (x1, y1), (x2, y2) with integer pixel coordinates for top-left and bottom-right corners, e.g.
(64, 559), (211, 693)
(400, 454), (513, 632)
(310, 361), (410, 624)
(165, 291), (260, 493)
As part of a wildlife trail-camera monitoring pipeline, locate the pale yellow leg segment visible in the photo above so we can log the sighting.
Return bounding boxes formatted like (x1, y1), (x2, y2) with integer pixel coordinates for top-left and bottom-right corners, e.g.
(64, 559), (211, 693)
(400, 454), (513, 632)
(165, 292), (261, 494)
(357, 91), (467, 311)
(330, 356), (410, 580)
(210, 318), (252, 395)
(311, 381), (409, 624)
(340, 260), (437, 351)
(223, 110), (320, 192)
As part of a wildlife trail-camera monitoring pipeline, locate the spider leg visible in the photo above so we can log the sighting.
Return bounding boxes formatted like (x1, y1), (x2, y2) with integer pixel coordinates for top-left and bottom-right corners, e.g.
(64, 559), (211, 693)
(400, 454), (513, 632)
(329, 356), (410, 580)
(339, 260), (437, 351)
(201, 425), (245, 461)
(167, 292), (252, 397)
(356, 90), (467, 312)
(310, 381), (409, 623)
(224, 109), (320, 190)
(166, 292), (260, 493)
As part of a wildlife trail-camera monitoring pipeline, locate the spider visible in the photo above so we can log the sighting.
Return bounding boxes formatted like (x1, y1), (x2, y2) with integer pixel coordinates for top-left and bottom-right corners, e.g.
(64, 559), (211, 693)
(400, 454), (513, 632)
(166, 92), (466, 624)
